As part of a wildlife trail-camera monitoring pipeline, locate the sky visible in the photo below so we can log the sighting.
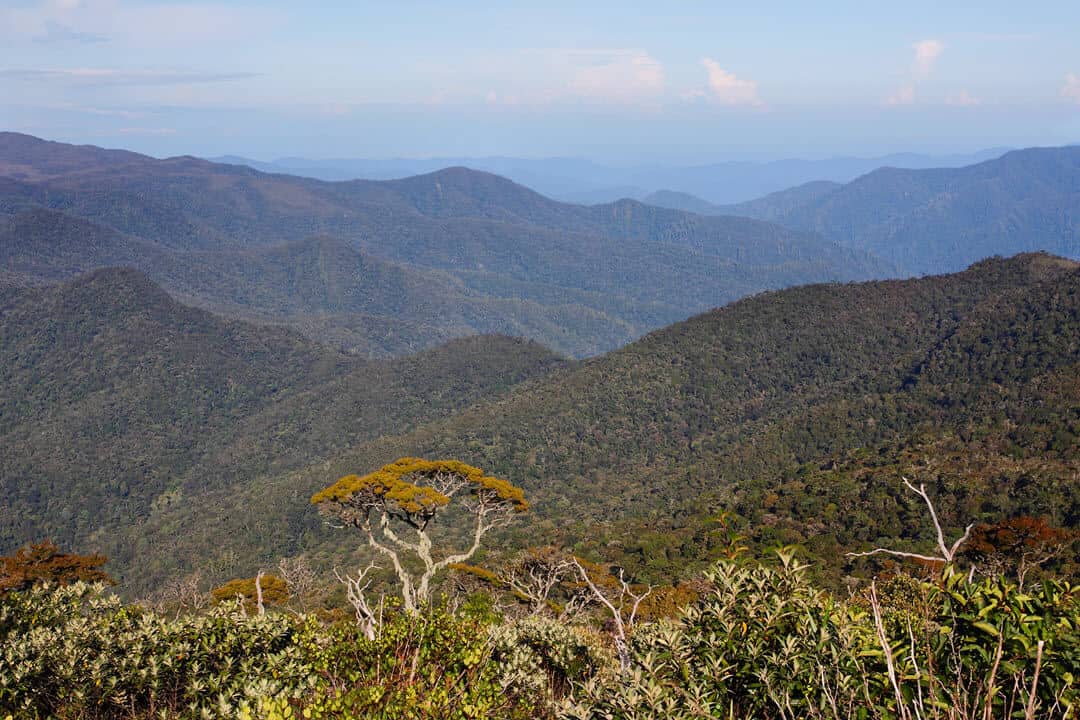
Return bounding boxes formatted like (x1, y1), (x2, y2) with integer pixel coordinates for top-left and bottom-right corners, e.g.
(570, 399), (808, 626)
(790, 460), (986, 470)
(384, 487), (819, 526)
(2, 0), (1079, 163)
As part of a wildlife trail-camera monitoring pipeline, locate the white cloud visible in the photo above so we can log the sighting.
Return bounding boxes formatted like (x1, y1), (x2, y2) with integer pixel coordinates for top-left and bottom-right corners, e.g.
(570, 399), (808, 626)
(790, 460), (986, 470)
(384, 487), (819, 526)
(483, 48), (665, 106)
(884, 84), (915, 106)
(562, 50), (665, 103)
(945, 89), (981, 106)
(884, 39), (945, 107)
(700, 59), (763, 107)
(913, 39), (945, 78)
(1062, 73), (1080, 104)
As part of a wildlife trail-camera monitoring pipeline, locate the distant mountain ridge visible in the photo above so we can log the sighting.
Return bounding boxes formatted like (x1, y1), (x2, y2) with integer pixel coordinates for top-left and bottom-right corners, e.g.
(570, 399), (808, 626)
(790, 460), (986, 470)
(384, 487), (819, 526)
(209, 148), (1010, 205)
(0, 132), (892, 358)
(645, 182), (843, 221)
(720, 146), (1080, 275)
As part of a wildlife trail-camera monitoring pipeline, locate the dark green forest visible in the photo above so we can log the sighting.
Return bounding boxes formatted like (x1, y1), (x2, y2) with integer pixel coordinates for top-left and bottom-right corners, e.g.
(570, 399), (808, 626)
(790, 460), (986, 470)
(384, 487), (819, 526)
(3, 253), (1078, 593)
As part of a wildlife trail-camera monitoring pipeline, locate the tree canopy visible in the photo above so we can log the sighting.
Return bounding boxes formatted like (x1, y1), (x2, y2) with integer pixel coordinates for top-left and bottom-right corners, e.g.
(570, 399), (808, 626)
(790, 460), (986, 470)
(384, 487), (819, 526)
(0, 540), (113, 594)
(312, 457), (528, 612)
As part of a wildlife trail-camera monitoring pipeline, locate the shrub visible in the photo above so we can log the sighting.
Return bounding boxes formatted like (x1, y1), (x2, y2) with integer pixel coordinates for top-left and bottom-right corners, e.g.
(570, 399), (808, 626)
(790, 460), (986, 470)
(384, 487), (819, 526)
(0, 582), (316, 719)
(561, 552), (877, 720)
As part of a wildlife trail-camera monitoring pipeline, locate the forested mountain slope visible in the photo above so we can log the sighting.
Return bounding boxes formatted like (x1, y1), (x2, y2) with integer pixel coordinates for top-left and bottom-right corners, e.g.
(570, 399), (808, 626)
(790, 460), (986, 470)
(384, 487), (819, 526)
(720, 146), (1080, 276)
(58, 253), (1073, 590)
(0, 132), (892, 357)
(0, 269), (566, 583)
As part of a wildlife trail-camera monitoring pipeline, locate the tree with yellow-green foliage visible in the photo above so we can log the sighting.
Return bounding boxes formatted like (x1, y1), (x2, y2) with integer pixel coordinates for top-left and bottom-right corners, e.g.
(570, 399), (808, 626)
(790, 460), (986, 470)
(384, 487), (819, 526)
(312, 457), (528, 613)
(210, 573), (289, 614)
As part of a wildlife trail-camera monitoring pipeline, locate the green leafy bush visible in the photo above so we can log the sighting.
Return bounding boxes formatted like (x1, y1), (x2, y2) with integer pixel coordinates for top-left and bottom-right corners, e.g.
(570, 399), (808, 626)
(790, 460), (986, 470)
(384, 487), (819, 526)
(0, 582), (316, 719)
(561, 555), (1080, 720)
(3, 559), (1078, 719)
(561, 552), (877, 720)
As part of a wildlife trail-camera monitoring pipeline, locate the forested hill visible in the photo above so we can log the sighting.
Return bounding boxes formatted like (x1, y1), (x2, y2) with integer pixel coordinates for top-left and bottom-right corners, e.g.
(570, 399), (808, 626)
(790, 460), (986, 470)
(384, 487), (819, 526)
(127, 252), (1080, 590)
(0, 132), (891, 358)
(0, 269), (567, 579)
(719, 146), (1080, 276)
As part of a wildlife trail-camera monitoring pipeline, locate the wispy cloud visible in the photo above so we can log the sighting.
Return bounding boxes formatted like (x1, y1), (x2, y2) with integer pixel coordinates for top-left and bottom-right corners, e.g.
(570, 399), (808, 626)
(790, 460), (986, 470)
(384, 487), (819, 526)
(1062, 73), (1080, 104)
(33, 20), (108, 44)
(698, 59), (763, 107)
(945, 89), (980, 106)
(913, 39), (945, 78)
(885, 84), (916, 107)
(0, 0), (282, 48)
(884, 38), (944, 107)
(477, 48), (665, 107)
(563, 50), (664, 103)
(116, 127), (178, 136)
(0, 68), (259, 86)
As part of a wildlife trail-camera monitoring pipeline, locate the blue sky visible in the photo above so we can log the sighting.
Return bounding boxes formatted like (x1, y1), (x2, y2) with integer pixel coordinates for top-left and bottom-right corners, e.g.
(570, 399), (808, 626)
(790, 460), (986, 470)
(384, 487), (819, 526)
(2, 0), (1079, 162)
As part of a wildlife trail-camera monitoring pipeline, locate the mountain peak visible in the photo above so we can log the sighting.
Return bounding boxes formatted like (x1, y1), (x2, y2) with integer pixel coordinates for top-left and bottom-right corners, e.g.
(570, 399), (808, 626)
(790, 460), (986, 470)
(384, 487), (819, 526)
(56, 266), (183, 317)
(0, 132), (149, 180)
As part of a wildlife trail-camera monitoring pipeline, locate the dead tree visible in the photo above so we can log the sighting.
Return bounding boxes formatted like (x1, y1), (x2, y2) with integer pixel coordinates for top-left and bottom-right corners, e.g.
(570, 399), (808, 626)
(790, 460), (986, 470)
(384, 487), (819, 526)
(499, 546), (576, 616)
(571, 558), (652, 672)
(847, 477), (973, 565)
(277, 555), (318, 610)
(335, 560), (383, 641)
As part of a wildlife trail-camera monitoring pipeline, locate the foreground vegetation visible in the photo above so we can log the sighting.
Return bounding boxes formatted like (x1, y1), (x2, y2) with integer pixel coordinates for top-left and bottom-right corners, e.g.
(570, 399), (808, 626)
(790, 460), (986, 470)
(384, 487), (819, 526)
(3, 458), (1077, 718)
(3, 551), (1077, 719)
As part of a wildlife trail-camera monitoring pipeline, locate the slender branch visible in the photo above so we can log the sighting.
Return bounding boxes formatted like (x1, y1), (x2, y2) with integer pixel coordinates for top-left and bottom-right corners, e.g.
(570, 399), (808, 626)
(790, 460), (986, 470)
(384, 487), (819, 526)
(848, 477), (972, 564)
(254, 571), (265, 616)
(335, 560), (381, 640)
(1025, 640), (1045, 720)
(947, 524), (974, 562)
(846, 548), (951, 563)
(571, 559), (652, 672)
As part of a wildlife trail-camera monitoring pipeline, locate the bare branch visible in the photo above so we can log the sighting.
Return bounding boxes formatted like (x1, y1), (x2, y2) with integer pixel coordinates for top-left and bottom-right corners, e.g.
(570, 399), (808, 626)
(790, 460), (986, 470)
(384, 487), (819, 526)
(948, 524), (975, 561)
(571, 559), (653, 672)
(846, 548), (951, 564)
(277, 555), (317, 610)
(335, 560), (382, 641)
(847, 476), (972, 565)
(254, 571), (265, 616)
(500, 548), (575, 615)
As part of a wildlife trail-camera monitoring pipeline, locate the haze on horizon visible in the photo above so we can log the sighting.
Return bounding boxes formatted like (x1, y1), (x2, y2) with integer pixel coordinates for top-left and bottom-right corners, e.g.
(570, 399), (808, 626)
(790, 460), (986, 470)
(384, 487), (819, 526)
(2, 0), (1079, 164)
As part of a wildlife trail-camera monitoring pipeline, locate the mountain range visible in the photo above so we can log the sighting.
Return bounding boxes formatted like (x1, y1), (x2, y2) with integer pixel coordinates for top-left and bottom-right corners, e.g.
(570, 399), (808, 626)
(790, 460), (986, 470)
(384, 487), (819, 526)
(0, 132), (889, 358)
(4, 132), (1080, 592)
(647, 147), (1080, 276)
(210, 148), (1009, 205)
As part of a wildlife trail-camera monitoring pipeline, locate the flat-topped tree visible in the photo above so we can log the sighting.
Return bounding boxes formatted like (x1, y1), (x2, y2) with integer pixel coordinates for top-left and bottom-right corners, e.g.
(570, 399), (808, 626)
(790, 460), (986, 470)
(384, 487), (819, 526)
(312, 457), (528, 613)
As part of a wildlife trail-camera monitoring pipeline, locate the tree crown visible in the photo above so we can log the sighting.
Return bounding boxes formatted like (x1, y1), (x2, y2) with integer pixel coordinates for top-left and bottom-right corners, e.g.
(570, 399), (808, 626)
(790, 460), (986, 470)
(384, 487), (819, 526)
(311, 457), (528, 517)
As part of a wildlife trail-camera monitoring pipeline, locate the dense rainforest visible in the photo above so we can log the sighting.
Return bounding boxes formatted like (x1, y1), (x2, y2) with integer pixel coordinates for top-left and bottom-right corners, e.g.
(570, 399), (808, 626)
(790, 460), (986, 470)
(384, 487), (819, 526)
(2, 253), (1078, 594)
(3, 135), (1080, 719)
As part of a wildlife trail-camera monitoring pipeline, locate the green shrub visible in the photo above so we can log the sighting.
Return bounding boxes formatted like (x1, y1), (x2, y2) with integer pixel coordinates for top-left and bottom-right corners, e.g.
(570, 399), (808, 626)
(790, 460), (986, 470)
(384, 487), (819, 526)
(0, 582), (316, 719)
(562, 555), (1080, 720)
(4, 560), (1078, 719)
(489, 616), (610, 702)
(287, 607), (542, 719)
(561, 552), (877, 720)
(882, 566), (1080, 719)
